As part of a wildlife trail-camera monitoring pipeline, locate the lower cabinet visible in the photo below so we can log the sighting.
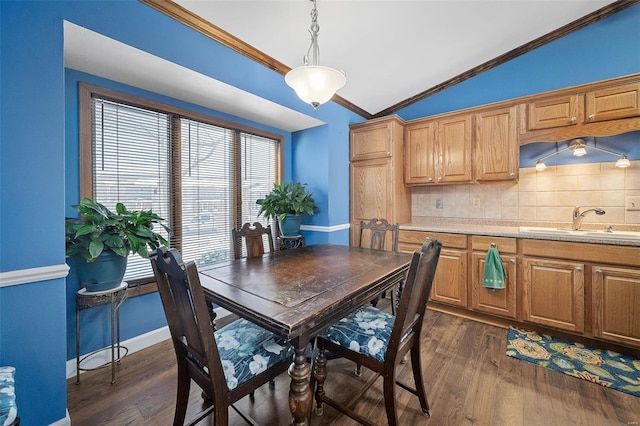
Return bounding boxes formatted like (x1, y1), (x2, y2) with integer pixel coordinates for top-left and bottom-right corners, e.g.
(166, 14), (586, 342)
(470, 236), (517, 319)
(398, 230), (467, 308)
(592, 265), (640, 347)
(522, 256), (585, 333)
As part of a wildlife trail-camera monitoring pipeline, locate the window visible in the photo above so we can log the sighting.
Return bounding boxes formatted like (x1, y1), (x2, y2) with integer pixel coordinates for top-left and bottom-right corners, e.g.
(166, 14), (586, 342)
(79, 83), (281, 290)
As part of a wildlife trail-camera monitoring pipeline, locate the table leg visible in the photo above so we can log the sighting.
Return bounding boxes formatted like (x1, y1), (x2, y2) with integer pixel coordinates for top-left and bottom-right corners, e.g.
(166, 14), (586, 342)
(288, 342), (312, 426)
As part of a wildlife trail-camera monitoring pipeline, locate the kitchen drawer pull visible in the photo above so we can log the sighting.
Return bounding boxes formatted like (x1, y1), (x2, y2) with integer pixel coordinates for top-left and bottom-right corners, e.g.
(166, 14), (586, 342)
(588, 114), (596, 120)
(575, 266), (583, 272)
(570, 116), (577, 123)
(509, 259), (516, 264)
(595, 269), (603, 275)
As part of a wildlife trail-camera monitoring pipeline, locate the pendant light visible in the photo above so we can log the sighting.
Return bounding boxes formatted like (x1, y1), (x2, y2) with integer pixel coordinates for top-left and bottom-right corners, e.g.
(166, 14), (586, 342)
(285, 0), (346, 109)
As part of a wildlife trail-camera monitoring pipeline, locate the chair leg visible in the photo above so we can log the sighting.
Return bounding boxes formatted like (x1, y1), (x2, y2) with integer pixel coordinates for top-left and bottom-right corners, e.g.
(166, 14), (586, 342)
(410, 347), (431, 416)
(383, 372), (399, 426)
(313, 342), (327, 416)
(174, 361), (191, 426)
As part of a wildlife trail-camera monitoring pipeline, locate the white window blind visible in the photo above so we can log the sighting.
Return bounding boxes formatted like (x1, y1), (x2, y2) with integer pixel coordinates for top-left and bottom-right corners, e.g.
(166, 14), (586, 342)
(87, 90), (281, 283)
(92, 98), (171, 282)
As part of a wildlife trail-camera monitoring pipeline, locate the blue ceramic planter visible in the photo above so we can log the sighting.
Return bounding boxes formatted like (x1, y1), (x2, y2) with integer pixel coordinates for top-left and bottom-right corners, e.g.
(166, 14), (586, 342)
(278, 214), (302, 236)
(73, 250), (127, 292)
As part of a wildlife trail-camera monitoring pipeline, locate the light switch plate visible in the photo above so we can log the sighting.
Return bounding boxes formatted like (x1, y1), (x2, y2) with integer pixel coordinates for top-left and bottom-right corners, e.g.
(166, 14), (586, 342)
(626, 196), (640, 211)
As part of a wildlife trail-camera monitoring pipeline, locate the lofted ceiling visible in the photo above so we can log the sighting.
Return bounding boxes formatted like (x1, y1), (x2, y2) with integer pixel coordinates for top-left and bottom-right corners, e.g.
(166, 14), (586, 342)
(172, 0), (622, 116)
(65, 1), (632, 132)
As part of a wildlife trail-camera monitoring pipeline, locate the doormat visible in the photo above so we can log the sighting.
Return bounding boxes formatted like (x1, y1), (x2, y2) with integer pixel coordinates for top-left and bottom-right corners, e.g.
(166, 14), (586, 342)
(506, 327), (640, 398)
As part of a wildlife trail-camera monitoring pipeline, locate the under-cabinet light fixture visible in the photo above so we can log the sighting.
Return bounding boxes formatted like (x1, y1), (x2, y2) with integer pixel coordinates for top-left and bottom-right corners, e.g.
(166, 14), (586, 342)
(534, 138), (631, 171)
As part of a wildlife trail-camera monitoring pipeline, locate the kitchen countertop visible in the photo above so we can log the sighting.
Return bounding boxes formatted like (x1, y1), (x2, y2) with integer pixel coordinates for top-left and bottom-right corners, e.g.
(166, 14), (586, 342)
(400, 218), (640, 247)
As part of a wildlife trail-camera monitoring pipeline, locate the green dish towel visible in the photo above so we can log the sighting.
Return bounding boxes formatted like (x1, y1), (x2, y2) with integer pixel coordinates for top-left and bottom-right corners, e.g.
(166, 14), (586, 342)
(483, 246), (506, 289)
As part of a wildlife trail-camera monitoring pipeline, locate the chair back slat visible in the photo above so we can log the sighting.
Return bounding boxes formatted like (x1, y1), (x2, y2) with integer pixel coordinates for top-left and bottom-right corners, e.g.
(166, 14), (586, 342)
(151, 247), (224, 386)
(359, 218), (399, 252)
(232, 222), (275, 260)
(386, 238), (441, 359)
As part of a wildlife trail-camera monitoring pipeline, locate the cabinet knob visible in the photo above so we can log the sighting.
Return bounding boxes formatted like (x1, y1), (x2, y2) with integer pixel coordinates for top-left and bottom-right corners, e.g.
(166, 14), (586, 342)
(575, 266), (583, 272)
(588, 114), (596, 121)
(595, 269), (603, 275)
(428, 177), (433, 182)
(509, 259), (516, 264)
(570, 116), (577, 123)
(437, 176), (442, 181)
(387, 151), (391, 156)
(509, 172), (515, 177)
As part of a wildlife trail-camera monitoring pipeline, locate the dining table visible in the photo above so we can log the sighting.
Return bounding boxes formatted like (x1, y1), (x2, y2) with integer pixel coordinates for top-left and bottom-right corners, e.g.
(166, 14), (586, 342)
(198, 243), (411, 426)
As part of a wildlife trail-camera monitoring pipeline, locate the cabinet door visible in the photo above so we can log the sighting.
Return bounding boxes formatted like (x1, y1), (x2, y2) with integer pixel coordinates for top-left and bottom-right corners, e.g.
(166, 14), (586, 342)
(586, 82), (640, 123)
(430, 248), (468, 307)
(437, 115), (473, 183)
(475, 106), (518, 181)
(351, 122), (393, 161)
(350, 158), (391, 223)
(527, 94), (583, 130)
(471, 251), (516, 319)
(522, 257), (584, 333)
(404, 120), (437, 184)
(592, 265), (640, 347)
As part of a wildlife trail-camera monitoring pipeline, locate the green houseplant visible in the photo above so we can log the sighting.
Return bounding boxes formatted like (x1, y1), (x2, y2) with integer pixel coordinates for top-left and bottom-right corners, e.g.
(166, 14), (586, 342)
(256, 182), (319, 236)
(66, 197), (170, 291)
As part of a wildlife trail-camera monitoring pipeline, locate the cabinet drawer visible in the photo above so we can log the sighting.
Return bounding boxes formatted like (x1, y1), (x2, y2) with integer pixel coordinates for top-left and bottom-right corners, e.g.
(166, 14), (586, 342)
(527, 94), (583, 130)
(471, 235), (516, 253)
(399, 230), (467, 249)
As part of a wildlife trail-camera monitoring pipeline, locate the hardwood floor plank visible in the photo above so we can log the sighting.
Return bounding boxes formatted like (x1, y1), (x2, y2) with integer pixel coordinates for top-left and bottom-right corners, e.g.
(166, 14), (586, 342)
(67, 308), (640, 426)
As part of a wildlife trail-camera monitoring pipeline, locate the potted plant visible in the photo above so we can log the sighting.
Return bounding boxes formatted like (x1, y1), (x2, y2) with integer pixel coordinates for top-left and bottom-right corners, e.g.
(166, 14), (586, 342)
(65, 197), (170, 292)
(256, 182), (319, 236)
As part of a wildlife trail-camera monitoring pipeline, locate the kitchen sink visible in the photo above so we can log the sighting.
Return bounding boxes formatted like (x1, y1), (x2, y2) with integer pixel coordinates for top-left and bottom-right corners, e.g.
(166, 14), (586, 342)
(519, 226), (640, 241)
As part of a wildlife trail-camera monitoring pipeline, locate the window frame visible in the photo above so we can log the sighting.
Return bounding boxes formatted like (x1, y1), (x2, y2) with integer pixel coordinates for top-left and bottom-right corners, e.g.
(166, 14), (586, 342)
(78, 82), (283, 297)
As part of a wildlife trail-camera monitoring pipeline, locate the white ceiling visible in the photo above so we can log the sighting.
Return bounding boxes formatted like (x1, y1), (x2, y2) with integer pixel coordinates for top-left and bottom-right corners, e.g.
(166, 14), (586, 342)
(64, 1), (616, 132)
(175, 0), (615, 115)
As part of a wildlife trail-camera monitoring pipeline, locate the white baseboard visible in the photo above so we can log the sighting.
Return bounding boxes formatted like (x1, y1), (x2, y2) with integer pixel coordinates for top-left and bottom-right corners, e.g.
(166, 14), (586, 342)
(49, 409), (71, 426)
(66, 307), (232, 379)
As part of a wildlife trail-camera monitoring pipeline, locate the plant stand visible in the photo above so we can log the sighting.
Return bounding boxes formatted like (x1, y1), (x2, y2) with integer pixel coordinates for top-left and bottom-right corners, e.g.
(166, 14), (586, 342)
(76, 282), (129, 384)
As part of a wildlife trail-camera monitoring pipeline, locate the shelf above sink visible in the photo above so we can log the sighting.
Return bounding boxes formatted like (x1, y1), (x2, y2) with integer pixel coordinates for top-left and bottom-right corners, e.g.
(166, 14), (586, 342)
(519, 227), (640, 242)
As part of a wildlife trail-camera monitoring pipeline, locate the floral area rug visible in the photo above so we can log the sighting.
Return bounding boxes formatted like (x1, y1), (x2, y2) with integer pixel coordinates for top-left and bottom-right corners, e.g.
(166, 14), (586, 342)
(506, 327), (640, 398)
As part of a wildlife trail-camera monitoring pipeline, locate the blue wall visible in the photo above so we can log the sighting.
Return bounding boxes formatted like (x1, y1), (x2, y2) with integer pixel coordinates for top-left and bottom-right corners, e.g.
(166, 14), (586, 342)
(1, 1), (639, 425)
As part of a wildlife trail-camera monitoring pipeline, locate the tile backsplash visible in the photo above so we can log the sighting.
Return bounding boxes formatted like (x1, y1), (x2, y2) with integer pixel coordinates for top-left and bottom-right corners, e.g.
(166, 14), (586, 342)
(411, 160), (640, 229)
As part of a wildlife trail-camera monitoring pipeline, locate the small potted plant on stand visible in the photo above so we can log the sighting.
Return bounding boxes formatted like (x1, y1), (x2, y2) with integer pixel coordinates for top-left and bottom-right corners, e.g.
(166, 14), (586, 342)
(65, 197), (170, 292)
(256, 182), (319, 236)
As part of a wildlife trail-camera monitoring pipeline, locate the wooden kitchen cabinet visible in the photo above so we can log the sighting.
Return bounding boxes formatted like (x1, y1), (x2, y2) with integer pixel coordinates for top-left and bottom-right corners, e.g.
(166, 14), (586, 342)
(398, 230), (468, 308)
(526, 94), (583, 131)
(403, 113), (472, 185)
(470, 236), (517, 319)
(585, 81), (640, 123)
(474, 106), (519, 181)
(592, 265), (640, 347)
(350, 116), (411, 249)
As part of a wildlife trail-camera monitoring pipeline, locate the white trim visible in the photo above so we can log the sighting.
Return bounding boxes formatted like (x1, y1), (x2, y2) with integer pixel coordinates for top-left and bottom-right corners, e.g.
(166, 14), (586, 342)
(0, 263), (70, 288)
(66, 307), (232, 379)
(49, 410), (71, 426)
(300, 223), (350, 233)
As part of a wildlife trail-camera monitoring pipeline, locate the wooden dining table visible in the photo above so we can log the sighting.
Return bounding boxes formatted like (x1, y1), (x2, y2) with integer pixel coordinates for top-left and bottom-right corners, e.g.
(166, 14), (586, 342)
(198, 243), (411, 426)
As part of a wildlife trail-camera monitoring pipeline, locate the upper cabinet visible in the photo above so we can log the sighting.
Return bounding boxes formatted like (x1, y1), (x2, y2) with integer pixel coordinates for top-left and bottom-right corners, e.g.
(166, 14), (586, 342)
(404, 113), (472, 185)
(520, 74), (640, 144)
(350, 119), (395, 161)
(474, 106), (519, 181)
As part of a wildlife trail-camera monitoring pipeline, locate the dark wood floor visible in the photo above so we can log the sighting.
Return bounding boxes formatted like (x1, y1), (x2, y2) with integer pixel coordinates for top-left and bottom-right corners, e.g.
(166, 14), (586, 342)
(67, 306), (640, 425)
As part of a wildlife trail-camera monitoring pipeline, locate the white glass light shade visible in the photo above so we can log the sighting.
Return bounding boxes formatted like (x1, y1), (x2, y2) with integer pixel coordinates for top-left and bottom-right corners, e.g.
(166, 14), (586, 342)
(572, 146), (587, 157)
(285, 65), (346, 108)
(535, 160), (547, 171)
(615, 155), (631, 168)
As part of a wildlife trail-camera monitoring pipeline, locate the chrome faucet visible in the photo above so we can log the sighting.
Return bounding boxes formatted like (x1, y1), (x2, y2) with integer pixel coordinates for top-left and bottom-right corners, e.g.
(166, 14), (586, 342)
(572, 206), (606, 230)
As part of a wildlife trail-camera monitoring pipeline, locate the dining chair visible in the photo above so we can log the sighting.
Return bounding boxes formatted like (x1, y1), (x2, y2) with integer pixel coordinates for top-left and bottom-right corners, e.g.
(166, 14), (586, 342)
(312, 238), (442, 426)
(359, 218), (400, 314)
(151, 246), (294, 426)
(232, 222), (276, 260)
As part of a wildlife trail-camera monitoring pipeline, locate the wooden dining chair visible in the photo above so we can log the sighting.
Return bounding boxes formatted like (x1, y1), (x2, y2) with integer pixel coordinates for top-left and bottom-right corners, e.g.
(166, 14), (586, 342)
(232, 222), (276, 260)
(151, 246), (294, 426)
(359, 218), (400, 314)
(313, 238), (442, 426)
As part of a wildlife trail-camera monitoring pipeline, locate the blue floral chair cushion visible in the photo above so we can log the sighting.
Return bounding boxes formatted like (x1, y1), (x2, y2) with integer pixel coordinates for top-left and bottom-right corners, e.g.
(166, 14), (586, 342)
(0, 366), (17, 426)
(214, 318), (294, 391)
(319, 305), (395, 362)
